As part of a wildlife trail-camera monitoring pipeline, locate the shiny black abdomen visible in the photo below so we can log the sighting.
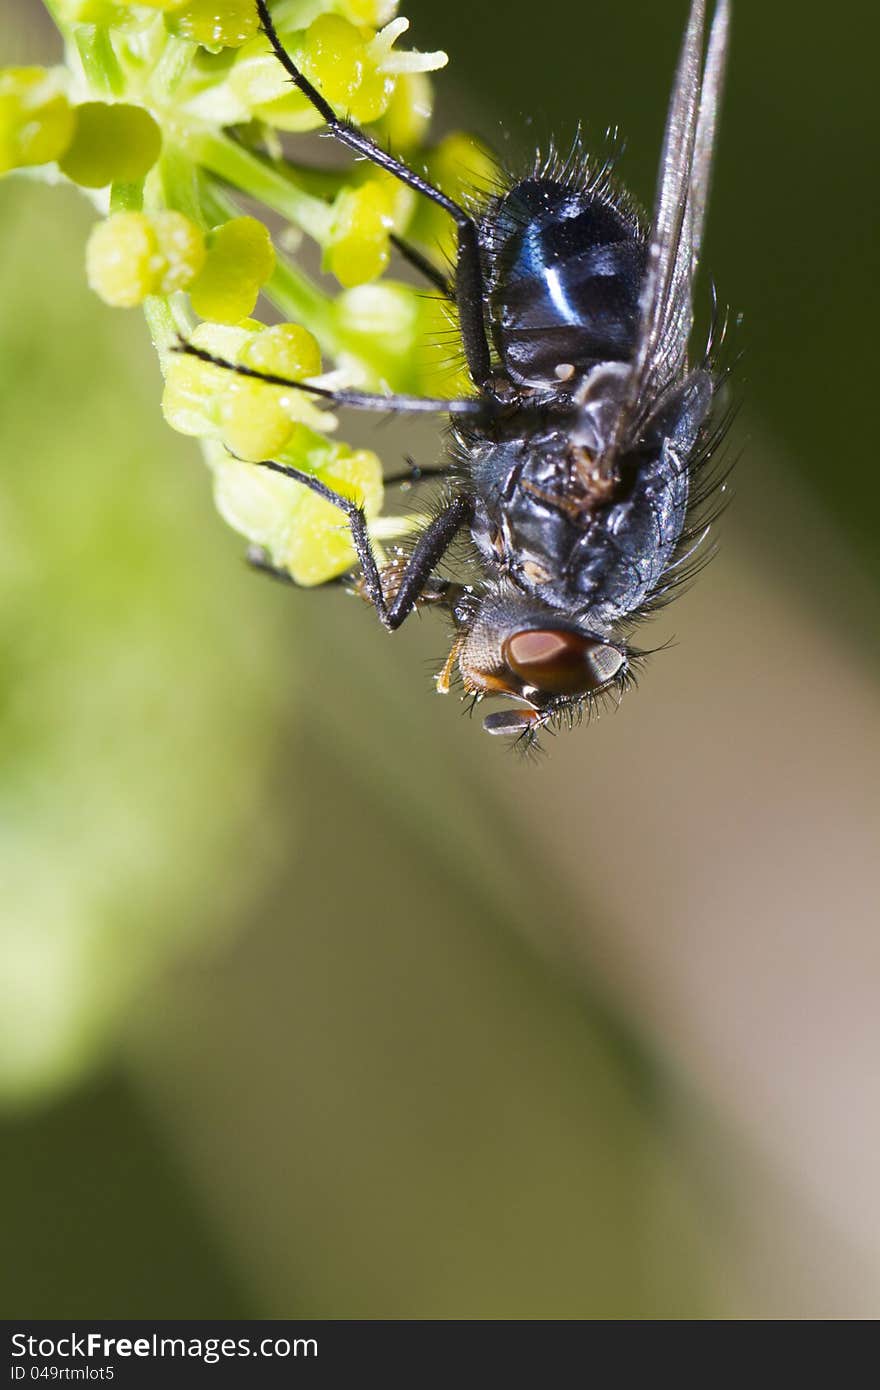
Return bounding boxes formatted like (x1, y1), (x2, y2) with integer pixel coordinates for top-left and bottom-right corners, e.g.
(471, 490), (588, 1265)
(481, 178), (647, 388)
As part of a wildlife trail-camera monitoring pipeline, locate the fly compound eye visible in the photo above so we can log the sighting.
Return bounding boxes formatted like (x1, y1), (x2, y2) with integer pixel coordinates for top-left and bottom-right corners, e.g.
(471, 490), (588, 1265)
(502, 629), (624, 697)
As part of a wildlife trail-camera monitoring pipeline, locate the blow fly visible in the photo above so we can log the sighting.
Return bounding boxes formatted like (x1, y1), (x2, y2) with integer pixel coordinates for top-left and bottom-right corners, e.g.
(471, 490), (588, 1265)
(183, 0), (733, 744)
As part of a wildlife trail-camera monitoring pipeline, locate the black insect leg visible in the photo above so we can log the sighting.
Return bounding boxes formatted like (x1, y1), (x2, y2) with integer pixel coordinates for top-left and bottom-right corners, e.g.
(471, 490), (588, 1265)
(256, 460), (472, 629)
(255, 0), (492, 389)
(175, 339), (483, 418)
(389, 234), (451, 297)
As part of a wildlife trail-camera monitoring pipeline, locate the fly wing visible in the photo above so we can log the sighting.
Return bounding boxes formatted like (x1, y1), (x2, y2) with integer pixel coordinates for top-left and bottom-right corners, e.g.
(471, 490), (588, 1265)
(690, 0), (731, 269)
(606, 0), (730, 457)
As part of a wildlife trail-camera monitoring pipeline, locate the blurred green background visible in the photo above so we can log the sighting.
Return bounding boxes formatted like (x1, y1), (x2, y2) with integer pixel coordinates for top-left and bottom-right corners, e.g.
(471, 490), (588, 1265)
(2, 0), (879, 1318)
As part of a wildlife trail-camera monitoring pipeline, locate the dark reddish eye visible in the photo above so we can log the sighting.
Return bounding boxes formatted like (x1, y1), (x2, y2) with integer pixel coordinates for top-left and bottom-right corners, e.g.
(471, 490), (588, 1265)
(503, 629), (624, 696)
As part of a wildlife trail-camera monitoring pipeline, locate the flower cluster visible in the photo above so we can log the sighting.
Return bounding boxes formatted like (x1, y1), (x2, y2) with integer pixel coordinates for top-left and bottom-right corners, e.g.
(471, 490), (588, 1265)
(2, 0), (494, 584)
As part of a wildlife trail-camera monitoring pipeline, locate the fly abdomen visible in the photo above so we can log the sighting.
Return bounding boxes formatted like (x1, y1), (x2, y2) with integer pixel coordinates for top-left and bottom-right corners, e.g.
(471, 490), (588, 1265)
(469, 362), (712, 625)
(565, 445), (690, 623)
(483, 178), (647, 389)
(569, 368), (715, 621)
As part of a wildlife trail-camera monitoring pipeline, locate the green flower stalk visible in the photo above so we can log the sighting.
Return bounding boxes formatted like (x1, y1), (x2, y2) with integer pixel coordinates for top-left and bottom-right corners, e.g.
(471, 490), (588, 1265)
(3, 0), (494, 585)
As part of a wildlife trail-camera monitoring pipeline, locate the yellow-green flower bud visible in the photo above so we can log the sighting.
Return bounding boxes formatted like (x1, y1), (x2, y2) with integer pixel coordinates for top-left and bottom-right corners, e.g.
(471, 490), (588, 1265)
(162, 322), (251, 435)
(52, 1), (126, 23)
(86, 209), (205, 307)
(334, 281), (420, 389)
(376, 70), (433, 150)
(230, 10), (444, 130)
(349, 164), (415, 236)
(239, 323), (322, 383)
(86, 211), (156, 308)
(282, 448), (384, 585)
(188, 216), (275, 324)
(229, 33), (317, 132)
(336, 0), (399, 25)
(59, 102), (161, 188)
(165, 0), (260, 48)
(212, 450), (305, 559)
(212, 437), (383, 588)
(219, 380), (298, 462)
(301, 13), (448, 126)
(219, 323), (325, 460)
(151, 210), (207, 293)
(163, 320), (327, 457)
(162, 349), (221, 438)
(0, 68), (75, 175)
(324, 181), (394, 288)
(301, 15), (370, 110)
(302, 14), (395, 124)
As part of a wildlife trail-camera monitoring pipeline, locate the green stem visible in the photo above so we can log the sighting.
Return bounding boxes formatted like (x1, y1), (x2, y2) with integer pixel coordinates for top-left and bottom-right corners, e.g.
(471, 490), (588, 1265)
(266, 260), (339, 354)
(73, 24), (125, 98)
(110, 180), (144, 213)
(148, 37), (198, 105)
(198, 175), (340, 357)
(175, 128), (334, 244)
(142, 295), (179, 363)
(195, 171), (239, 228)
(260, 159), (349, 201)
(156, 147), (205, 226)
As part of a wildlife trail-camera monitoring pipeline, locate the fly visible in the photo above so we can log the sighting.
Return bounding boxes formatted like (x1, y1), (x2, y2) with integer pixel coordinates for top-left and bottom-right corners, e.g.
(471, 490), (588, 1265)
(180, 0), (733, 745)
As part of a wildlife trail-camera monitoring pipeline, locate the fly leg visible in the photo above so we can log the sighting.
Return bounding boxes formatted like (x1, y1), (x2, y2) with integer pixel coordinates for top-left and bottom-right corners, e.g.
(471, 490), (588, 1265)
(247, 454), (454, 581)
(389, 235), (451, 297)
(254, 0), (492, 390)
(254, 459), (472, 629)
(175, 339), (483, 419)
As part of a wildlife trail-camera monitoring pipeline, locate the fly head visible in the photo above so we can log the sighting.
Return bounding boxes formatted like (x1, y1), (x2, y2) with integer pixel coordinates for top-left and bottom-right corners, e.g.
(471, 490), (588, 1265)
(449, 584), (630, 739)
